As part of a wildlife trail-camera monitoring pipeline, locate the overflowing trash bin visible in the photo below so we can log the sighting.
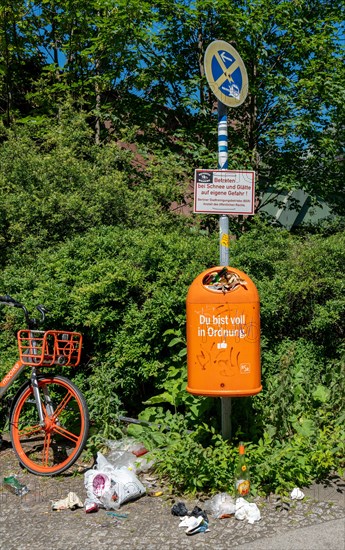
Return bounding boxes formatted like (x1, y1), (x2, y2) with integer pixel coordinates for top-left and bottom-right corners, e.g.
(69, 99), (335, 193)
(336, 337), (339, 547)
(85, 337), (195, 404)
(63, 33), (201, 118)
(186, 266), (262, 397)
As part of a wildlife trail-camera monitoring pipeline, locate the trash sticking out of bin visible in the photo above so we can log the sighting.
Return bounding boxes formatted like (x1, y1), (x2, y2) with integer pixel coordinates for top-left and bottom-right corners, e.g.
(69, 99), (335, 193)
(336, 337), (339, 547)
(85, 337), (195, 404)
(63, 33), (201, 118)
(203, 267), (248, 293)
(186, 266), (262, 397)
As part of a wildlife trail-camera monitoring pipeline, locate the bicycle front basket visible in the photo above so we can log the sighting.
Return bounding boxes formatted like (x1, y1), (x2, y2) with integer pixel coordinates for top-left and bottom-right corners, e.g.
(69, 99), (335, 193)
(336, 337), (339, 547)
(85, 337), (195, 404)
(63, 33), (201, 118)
(17, 330), (49, 366)
(18, 330), (83, 367)
(45, 330), (83, 367)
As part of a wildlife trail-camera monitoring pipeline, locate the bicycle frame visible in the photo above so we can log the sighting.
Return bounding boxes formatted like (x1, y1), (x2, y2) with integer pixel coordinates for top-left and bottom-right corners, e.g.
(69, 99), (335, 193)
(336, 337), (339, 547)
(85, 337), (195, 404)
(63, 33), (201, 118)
(0, 359), (26, 398)
(0, 294), (45, 399)
(1, 324), (46, 425)
(0, 332), (81, 426)
(0, 361), (46, 425)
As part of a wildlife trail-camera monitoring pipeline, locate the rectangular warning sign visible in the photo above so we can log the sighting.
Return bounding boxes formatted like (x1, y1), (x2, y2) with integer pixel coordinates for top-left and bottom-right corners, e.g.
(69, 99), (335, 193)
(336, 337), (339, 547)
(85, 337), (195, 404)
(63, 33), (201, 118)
(194, 169), (255, 215)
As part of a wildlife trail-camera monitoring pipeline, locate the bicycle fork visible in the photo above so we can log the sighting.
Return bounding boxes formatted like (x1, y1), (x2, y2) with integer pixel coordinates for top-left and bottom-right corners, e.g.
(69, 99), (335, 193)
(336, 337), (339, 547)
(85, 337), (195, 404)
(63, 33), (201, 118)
(31, 369), (56, 427)
(29, 329), (56, 426)
(31, 369), (45, 426)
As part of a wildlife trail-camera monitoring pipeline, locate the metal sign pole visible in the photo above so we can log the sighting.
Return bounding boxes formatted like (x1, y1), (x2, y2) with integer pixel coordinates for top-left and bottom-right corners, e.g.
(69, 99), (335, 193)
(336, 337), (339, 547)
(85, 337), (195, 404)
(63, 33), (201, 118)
(218, 100), (230, 265)
(218, 100), (232, 440)
(203, 40), (249, 441)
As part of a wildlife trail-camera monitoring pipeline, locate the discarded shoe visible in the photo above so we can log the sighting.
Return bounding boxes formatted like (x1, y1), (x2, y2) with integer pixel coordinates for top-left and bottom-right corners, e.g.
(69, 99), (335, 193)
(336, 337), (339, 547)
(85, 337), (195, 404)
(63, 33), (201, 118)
(186, 518), (209, 536)
(190, 505), (209, 522)
(184, 515), (204, 533)
(179, 516), (196, 528)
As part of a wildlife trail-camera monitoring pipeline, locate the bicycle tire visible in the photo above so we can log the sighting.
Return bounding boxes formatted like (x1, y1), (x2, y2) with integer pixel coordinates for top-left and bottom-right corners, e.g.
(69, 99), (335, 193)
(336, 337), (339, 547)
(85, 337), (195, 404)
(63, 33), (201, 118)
(10, 374), (89, 476)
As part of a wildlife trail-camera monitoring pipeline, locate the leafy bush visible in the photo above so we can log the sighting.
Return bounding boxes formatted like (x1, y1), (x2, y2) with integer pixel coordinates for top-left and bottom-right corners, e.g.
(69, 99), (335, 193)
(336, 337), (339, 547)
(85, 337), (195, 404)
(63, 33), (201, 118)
(127, 414), (237, 495)
(126, 401), (344, 496)
(123, 221), (345, 494)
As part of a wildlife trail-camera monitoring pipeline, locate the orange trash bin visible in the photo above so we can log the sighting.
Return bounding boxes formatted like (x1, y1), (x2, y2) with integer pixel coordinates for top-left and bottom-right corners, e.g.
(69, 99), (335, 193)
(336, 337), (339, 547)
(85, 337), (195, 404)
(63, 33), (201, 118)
(186, 266), (262, 397)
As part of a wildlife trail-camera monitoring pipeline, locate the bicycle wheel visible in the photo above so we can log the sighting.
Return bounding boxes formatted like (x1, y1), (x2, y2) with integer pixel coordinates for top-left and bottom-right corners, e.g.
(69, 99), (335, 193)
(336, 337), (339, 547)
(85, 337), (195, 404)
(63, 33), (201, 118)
(10, 374), (89, 475)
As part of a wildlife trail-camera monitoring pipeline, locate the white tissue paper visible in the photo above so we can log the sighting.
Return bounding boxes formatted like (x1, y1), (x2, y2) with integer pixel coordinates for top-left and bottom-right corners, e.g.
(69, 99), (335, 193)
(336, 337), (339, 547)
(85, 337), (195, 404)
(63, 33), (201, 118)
(290, 487), (305, 500)
(235, 497), (261, 524)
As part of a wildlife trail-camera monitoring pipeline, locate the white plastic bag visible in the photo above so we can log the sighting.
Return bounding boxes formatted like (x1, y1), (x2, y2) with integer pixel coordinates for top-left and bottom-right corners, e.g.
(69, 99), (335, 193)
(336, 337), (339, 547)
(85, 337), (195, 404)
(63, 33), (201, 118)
(204, 492), (236, 518)
(84, 452), (146, 510)
(104, 438), (154, 474)
(105, 437), (148, 457)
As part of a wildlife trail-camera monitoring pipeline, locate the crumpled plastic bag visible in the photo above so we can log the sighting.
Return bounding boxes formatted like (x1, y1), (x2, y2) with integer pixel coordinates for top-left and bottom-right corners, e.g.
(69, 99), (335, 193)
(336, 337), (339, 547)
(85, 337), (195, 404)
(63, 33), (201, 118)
(204, 492), (236, 518)
(105, 437), (148, 457)
(104, 438), (154, 474)
(84, 452), (146, 510)
(51, 491), (83, 511)
(235, 497), (261, 524)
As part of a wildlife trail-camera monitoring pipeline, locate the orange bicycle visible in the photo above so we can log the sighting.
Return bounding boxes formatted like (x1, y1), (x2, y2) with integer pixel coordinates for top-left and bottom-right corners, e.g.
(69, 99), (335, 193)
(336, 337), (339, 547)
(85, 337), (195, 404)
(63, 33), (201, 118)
(0, 295), (89, 475)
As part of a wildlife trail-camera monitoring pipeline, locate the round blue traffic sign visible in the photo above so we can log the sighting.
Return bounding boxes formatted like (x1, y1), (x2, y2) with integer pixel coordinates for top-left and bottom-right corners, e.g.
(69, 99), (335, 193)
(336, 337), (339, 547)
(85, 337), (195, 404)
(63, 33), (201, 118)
(204, 40), (248, 107)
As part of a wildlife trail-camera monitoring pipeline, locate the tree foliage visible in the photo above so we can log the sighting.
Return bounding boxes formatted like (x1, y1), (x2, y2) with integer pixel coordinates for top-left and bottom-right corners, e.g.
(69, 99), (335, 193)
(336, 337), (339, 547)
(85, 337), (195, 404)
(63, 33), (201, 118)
(0, 1), (343, 209)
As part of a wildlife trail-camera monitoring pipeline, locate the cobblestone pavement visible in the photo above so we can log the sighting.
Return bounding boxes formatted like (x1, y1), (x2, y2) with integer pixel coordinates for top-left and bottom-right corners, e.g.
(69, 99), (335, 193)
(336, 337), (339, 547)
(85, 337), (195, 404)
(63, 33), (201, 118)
(0, 437), (344, 550)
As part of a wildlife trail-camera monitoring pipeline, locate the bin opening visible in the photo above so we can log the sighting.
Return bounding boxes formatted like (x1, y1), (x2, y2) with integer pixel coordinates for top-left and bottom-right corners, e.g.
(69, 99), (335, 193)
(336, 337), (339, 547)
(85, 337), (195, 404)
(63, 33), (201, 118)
(202, 267), (248, 293)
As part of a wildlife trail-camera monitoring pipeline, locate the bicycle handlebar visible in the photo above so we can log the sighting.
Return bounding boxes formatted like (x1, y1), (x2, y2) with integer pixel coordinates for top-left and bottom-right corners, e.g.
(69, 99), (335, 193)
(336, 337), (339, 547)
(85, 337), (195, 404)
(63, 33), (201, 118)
(0, 295), (49, 328)
(0, 294), (22, 307)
